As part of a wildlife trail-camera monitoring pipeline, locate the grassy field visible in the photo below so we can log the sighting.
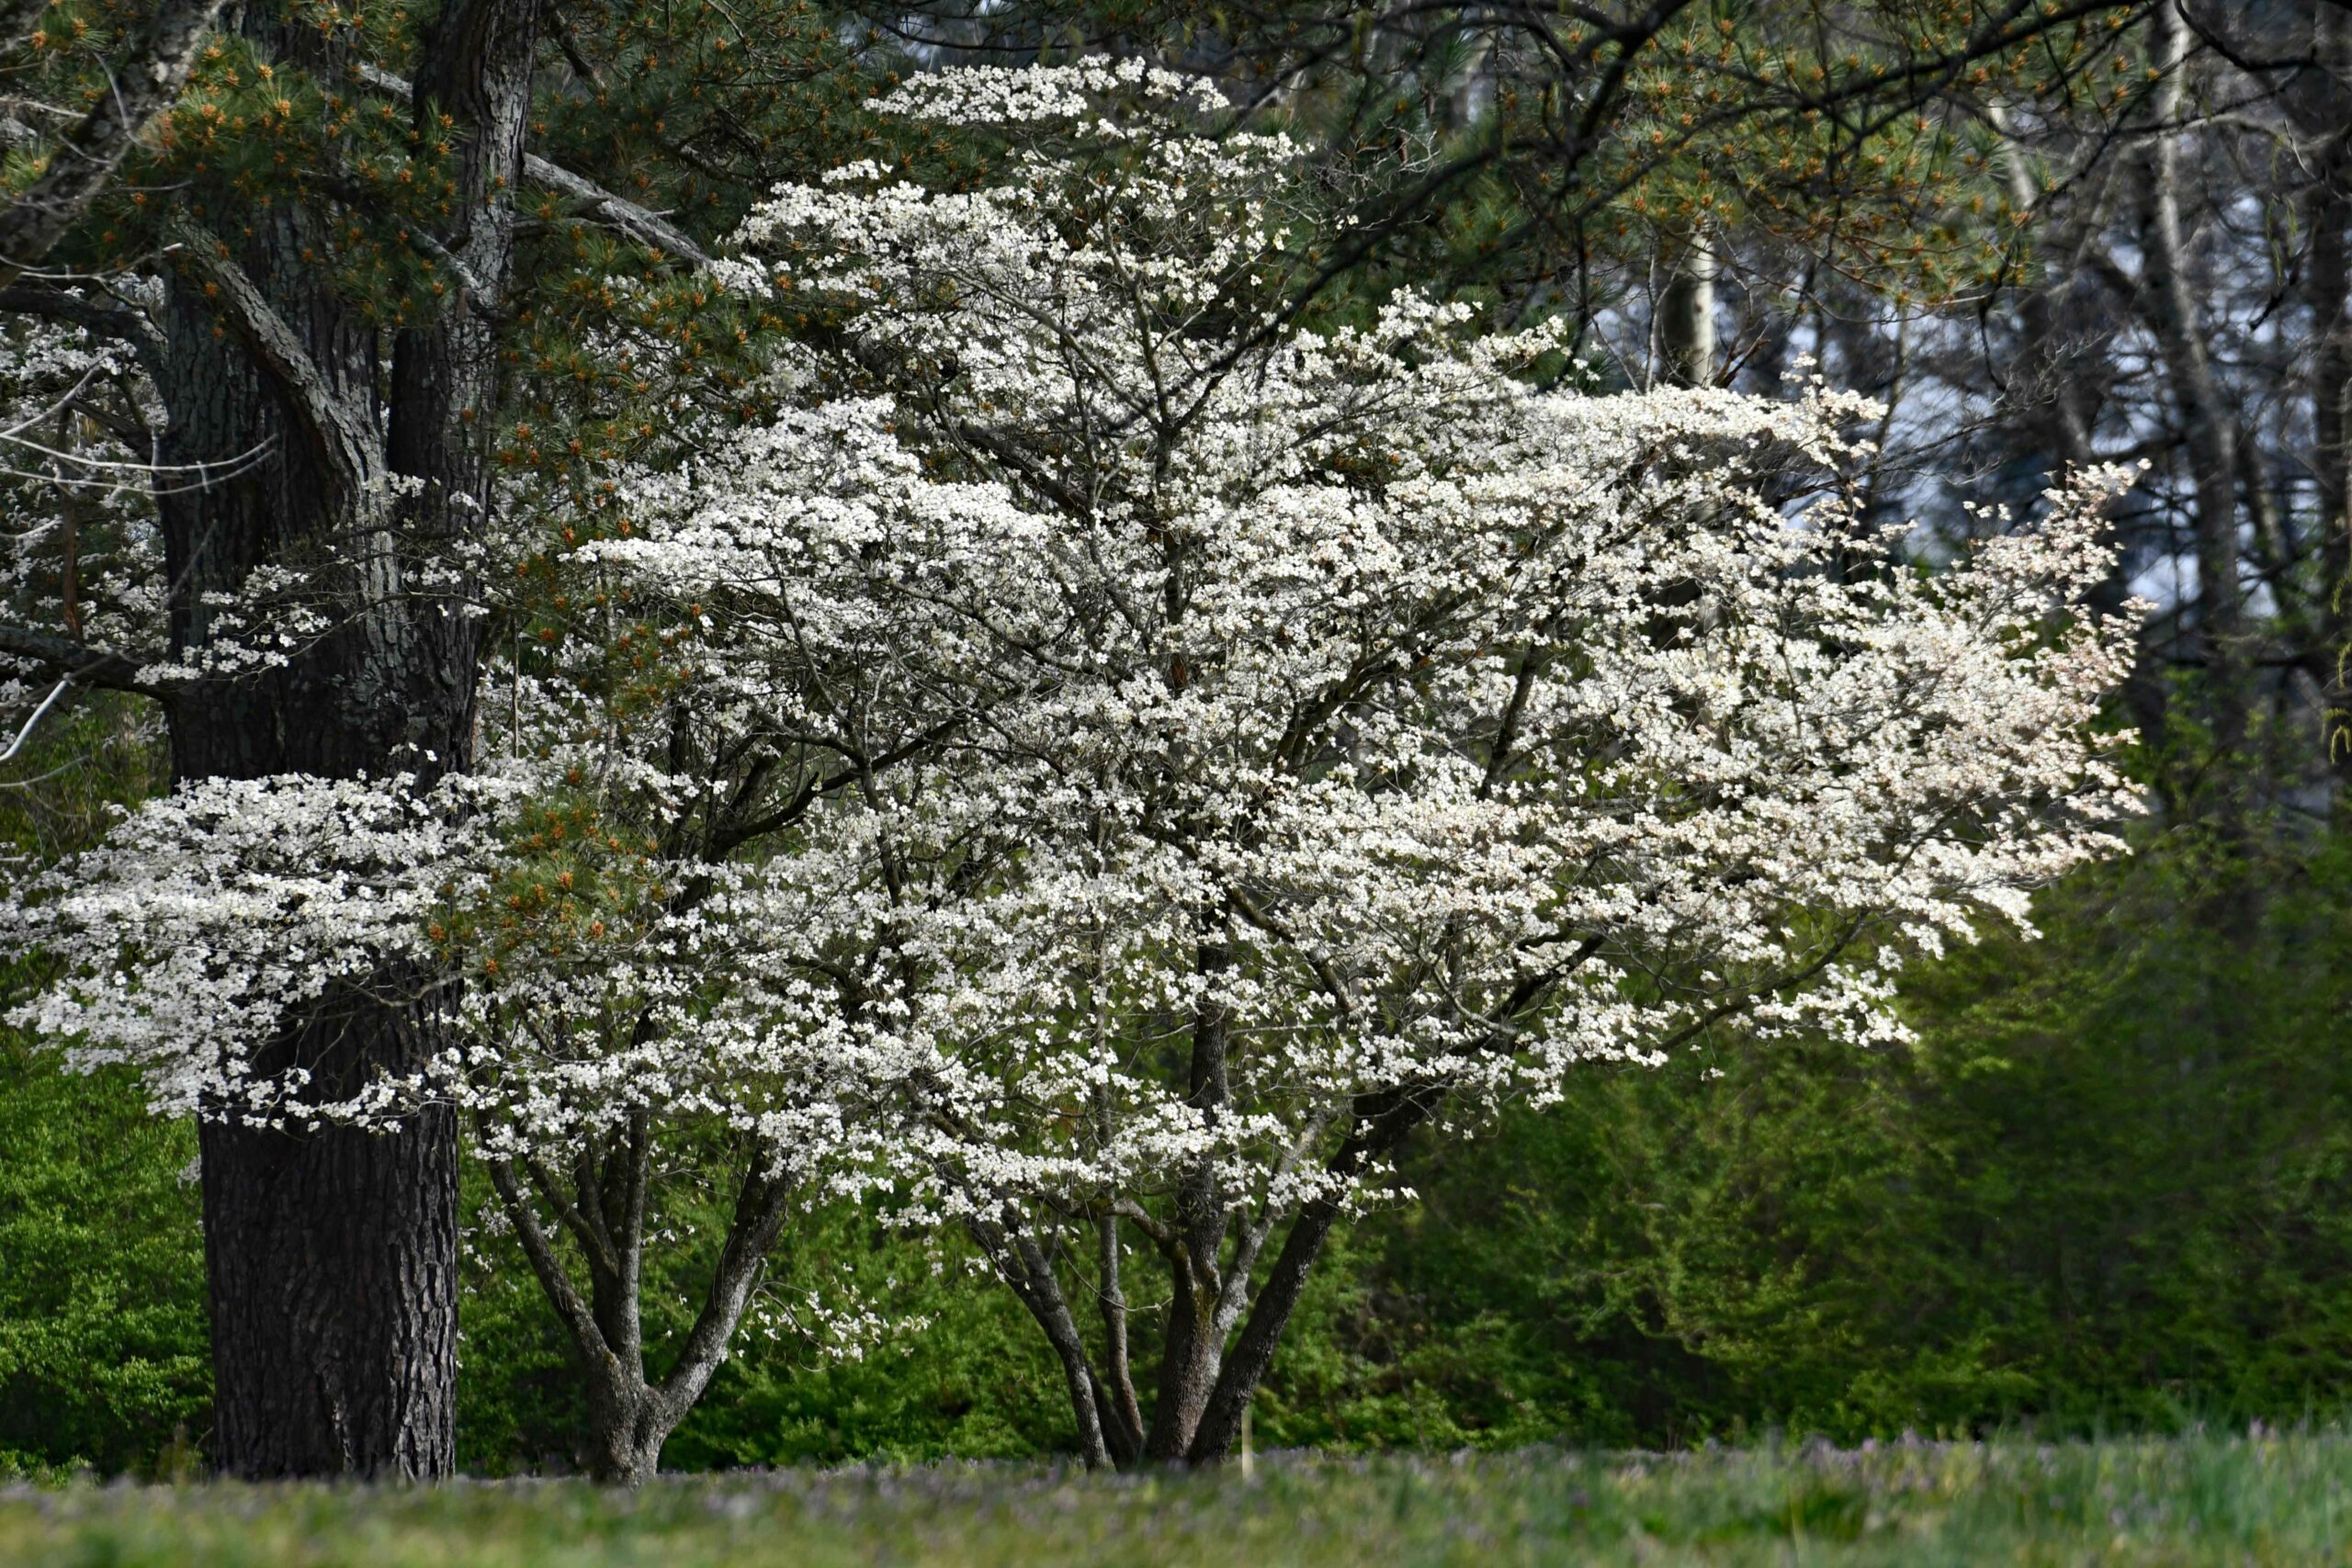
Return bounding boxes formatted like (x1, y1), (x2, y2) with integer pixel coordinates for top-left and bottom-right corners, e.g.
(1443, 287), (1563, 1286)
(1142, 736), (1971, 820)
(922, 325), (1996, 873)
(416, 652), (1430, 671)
(4, 1433), (2348, 1566)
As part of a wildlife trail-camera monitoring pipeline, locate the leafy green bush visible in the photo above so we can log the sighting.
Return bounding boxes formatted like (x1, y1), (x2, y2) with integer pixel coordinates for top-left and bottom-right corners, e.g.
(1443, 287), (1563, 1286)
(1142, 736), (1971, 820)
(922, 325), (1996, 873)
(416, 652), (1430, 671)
(0, 696), (205, 1475)
(1340, 825), (2352, 1445)
(0, 1034), (208, 1473)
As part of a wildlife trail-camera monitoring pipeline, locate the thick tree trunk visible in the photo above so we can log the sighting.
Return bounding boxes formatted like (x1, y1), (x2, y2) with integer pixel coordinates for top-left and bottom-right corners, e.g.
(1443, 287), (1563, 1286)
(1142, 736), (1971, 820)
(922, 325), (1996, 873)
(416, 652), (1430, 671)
(156, 139), (475, 1482)
(198, 1010), (459, 1478)
(580, 1382), (673, 1487)
(144, 0), (540, 1477)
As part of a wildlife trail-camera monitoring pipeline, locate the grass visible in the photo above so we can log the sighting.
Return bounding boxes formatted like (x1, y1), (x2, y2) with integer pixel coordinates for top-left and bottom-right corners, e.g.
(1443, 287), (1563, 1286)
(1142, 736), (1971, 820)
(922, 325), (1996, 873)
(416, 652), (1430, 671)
(3, 1432), (2348, 1566)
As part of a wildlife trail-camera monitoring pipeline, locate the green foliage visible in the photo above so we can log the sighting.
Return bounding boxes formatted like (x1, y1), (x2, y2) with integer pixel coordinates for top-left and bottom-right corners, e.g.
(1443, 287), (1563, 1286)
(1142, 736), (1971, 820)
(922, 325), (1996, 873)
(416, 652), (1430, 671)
(1330, 823), (2352, 1447)
(8, 1433), (2352, 1564)
(0, 694), (200, 1478)
(656, 1219), (1072, 1470)
(0, 1039), (208, 1478)
(454, 1180), (1075, 1473)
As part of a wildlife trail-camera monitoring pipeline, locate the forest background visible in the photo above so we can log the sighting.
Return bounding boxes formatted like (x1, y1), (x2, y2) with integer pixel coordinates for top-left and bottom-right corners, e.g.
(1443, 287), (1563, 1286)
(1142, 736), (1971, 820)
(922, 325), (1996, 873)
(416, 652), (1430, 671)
(3, 0), (2349, 1478)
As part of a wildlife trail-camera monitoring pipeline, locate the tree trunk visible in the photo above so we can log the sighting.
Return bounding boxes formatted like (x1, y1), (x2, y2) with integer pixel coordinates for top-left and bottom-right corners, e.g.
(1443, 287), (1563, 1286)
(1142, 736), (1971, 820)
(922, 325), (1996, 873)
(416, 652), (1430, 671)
(1183, 1193), (1343, 1466)
(1185, 1090), (1441, 1465)
(198, 1018), (459, 1478)
(1143, 944), (1235, 1461)
(149, 0), (541, 1478)
(2310, 7), (2351, 696)
(580, 1377), (674, 1486)
(2139, 2), (2249, 780)
(490, 1132), (802, 1484)
(1659, 231), (1716, 389)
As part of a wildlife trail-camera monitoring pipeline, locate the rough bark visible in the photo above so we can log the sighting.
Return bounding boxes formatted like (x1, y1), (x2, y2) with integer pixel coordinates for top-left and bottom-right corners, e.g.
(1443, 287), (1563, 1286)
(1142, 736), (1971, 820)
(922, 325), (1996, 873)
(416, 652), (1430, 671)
(198, 1000), (460, 1478)
(144, 0), (542, 1479)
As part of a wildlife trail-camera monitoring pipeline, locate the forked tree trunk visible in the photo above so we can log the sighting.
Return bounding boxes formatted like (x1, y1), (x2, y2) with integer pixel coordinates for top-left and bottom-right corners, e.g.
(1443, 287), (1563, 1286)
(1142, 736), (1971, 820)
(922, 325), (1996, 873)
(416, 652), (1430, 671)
(488, 1129), (798, 1484)
(1001, 1082), (1441, 1471)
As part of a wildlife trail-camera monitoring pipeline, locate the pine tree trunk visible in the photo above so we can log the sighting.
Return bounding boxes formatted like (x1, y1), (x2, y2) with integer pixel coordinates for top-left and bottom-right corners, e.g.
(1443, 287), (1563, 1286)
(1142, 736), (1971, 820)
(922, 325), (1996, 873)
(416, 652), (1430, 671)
(147, 0), (541, 1477)
(198, 1039), (459, 1478)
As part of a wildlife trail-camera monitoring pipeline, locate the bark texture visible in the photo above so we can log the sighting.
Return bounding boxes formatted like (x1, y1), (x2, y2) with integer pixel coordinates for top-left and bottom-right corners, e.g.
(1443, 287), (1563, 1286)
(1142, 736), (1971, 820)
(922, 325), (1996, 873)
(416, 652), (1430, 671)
(141, 0), (542, 1478)
(198, 1010), (460, 1478)
(1658, 233), (1717, 389)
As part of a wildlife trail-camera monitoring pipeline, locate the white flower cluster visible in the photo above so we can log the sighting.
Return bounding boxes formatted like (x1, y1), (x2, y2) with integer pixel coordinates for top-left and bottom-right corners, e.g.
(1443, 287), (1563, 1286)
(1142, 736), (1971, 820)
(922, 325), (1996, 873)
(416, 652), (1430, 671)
(5, 64), (2138, 1331)
(0, 315), (496, 718)
(4, 773), (498, 1121)
(604, 63), (2140, 1242)
(0, 314), (166, 689)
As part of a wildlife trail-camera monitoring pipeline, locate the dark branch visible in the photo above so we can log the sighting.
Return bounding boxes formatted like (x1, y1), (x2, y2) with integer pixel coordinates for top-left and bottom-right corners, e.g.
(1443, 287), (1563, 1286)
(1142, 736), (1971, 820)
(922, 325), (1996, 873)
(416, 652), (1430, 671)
(0, 619), (164, 696)
(356, 63), (714, 267)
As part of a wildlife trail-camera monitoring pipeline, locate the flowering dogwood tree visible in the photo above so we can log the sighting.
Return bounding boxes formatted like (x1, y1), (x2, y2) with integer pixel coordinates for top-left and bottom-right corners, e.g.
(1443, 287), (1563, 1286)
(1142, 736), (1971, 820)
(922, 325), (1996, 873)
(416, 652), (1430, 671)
(610, 60), (2140, 1469)
(5, 58), (2135, 1478)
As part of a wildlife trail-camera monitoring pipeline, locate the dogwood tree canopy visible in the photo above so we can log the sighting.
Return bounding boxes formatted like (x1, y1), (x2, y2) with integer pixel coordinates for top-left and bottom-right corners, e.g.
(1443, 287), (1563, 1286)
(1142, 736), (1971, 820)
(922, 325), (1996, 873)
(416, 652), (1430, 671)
(633, 61), (2142, 1467)
(3, 60), (2137, 1474)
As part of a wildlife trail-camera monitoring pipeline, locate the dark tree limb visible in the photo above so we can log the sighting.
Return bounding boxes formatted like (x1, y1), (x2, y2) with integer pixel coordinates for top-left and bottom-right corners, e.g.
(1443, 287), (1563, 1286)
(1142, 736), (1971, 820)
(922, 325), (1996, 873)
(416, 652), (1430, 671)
(485, 1155), (612, 1364)
(0, 0), (233, 284)
(0, 284), (166, 378)
(164, 218), (378, 497)
(0, 618), (164, 695)
(355, 62), (714, 267)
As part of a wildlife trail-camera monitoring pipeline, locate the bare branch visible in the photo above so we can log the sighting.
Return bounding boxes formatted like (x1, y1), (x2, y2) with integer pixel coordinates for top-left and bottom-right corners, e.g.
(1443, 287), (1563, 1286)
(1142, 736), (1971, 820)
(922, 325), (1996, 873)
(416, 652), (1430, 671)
(356, 63), (714, 267)
(0, 673), (74, 762)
